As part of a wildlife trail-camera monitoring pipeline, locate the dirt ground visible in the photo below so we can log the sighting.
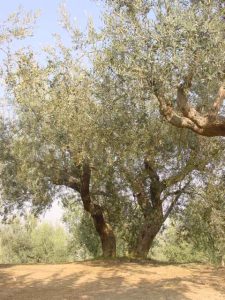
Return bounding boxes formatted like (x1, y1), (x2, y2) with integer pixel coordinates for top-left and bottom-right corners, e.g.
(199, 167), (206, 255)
(0, 260), (224, 300)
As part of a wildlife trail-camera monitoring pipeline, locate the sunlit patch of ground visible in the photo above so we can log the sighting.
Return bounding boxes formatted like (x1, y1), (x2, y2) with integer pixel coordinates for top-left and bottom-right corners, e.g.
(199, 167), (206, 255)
(0, 260), (224, 299)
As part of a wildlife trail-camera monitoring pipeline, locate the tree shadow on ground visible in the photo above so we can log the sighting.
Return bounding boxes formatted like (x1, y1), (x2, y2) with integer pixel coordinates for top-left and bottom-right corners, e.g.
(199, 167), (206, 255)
(0, 261), (224, 300)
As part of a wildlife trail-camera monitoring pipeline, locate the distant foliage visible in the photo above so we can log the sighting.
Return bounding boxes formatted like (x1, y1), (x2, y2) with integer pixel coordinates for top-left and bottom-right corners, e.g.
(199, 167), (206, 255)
(151, 182), (225, 265)
(0, 215), (72, 264)
(150, 222), (206, 263)
(179, 183), (225, 264)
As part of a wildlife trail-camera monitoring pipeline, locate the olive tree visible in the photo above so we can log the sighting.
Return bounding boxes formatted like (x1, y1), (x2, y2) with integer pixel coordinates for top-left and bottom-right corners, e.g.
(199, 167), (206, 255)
(90, 0), (224, 257)
(1, 45), (117, 257)
(1, 2), (224, 260)
(92, 56), (219, 257)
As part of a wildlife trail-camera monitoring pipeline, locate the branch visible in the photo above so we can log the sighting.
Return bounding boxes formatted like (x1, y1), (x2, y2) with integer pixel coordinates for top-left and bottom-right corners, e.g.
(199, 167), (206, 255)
(156, 94), (225, 136)
(80, 162), (91, 210)
(52, 173), (81, 192)
(135, 191), (152, 217)
(212, 81), (225, 115)
(163, 181), (190, 222)
(177, 84), (207, 128)
(163, 191), (182, 221)
(144, 158), (163, 206)
(144, 157), (160, 183)
(153, 65), (225, 137)
(120, 164), (153, 214)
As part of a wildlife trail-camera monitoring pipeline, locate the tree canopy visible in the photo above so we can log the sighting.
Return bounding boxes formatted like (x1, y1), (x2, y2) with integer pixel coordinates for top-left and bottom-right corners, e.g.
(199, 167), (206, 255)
(0, 0), (224, 259)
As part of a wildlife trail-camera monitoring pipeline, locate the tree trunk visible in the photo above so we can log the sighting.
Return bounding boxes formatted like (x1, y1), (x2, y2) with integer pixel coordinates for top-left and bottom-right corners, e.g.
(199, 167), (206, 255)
(52, 163), (117, 258)
(91, 204), (116, 258)
(80, 162), (116, 258)
(134, 222), (162, 258)
(131, 210), (163, 259)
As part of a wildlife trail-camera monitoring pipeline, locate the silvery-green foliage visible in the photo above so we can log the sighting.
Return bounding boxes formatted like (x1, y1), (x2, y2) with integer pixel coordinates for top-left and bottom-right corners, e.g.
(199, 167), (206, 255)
(97, 0), (225, 111)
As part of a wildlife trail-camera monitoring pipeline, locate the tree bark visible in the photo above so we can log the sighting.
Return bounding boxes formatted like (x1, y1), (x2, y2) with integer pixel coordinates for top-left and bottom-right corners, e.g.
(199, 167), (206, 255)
(131, 208), (163, 259)
(155, 79), (225, 137)
(128, 158), (188, 259)
(91, 204), (116, 258)
(80, 162), (116, 258)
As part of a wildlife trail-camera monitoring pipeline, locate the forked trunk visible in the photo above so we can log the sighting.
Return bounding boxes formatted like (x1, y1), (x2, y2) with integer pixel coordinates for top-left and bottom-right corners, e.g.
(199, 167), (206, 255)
(134, 222), (162, 258)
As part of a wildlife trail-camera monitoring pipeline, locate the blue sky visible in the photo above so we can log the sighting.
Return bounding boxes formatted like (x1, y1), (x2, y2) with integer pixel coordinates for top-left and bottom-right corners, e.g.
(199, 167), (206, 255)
(1, 0), (102, 49)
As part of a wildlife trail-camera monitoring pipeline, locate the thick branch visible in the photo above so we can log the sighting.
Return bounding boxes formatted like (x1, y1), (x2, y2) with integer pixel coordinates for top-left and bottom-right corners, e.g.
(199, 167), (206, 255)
(136, 191), (152, 217)
(212, 81), (225, 115)
(80, 162), (92, 211)
(157, 94), (225, 137)
(144, 158), (160, 183)
(144, 158), (163, 207)
(177, 84), (207, 128)
(121, 165), (153, 214)
(51, 172), (81, 192)
(153, 66), (225, 137)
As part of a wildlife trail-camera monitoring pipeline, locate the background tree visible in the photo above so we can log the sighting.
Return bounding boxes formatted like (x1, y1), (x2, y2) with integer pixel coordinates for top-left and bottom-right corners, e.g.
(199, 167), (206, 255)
(150, 220), (206, 263)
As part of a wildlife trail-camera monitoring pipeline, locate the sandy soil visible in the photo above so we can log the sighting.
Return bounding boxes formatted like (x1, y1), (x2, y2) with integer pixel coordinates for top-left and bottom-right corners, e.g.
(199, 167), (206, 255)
(0, 260), (224, 300)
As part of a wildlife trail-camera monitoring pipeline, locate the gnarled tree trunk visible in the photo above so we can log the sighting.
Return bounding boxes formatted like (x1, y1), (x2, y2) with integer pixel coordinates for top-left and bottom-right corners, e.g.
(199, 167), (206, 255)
(128, 157), (187, 259)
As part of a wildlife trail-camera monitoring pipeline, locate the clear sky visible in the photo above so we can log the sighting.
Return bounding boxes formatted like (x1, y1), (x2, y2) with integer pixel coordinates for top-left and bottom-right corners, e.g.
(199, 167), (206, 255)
(1, 0), (102, 224)
(1, 0), (102, 55)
